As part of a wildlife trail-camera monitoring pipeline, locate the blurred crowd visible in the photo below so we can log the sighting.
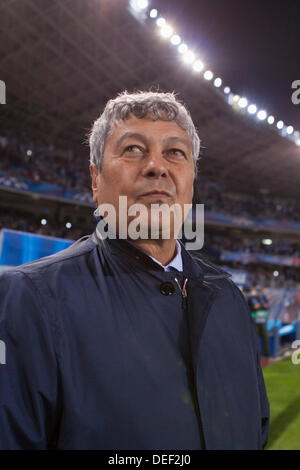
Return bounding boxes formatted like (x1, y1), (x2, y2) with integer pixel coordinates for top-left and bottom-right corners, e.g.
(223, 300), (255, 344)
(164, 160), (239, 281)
(0, 132), (90, 190)
(234, 262), (300, 289)
(203, 231), (300, 258)
(200, 181), (300, 223)
(1, 132), (300, 223)
(0, 208), (86, 241)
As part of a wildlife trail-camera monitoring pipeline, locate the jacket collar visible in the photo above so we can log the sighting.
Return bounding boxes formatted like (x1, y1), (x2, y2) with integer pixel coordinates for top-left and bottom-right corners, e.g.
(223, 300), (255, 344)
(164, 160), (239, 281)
(91, 229), (183, 274)
(91, 210), (231, 280)
(90, 228), (231, 283)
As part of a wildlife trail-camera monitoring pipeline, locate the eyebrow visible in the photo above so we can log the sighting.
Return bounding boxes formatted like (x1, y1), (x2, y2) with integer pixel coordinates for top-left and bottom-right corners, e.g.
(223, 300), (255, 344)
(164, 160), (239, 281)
(114, 132), (192, 151)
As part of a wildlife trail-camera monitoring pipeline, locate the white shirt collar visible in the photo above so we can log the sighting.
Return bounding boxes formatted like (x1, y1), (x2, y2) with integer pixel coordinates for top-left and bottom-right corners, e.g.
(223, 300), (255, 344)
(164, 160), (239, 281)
(148, 240), (183, 272)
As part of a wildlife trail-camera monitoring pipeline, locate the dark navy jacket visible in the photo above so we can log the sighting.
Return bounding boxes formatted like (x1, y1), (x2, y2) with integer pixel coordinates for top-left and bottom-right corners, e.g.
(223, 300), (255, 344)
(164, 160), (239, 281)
(0, 231), (269, 449)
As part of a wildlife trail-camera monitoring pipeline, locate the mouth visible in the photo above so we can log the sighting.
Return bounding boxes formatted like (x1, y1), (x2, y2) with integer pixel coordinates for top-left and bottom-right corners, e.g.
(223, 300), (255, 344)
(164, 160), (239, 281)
(139, 190), (173, 199)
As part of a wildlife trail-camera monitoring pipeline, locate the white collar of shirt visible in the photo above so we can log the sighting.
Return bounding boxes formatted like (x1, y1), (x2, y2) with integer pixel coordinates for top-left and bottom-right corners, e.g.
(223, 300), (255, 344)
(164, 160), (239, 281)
(148, 240), (183, 272)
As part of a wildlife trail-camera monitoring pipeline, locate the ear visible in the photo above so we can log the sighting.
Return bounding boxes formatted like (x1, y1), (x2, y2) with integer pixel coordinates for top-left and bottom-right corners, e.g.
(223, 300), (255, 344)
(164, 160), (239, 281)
(89, 163), (99, 203)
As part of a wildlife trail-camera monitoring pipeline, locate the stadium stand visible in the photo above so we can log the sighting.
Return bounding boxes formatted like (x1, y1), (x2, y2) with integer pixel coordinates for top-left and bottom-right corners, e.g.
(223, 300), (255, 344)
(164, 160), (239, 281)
(0, 0), (299, 363)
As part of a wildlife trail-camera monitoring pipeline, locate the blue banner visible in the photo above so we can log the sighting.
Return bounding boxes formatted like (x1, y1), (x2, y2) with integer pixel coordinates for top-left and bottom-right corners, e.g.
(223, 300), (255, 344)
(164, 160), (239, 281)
(0, 229), (73, 266)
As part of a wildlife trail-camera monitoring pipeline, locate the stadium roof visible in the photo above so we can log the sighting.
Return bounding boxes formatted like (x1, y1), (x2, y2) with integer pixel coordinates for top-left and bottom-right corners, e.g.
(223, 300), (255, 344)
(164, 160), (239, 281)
(1, 0), (299, 199)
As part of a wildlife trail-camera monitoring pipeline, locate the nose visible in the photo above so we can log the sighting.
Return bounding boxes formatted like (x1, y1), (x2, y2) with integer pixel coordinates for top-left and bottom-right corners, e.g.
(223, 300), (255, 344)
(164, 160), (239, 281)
(140, 149), (169, 179)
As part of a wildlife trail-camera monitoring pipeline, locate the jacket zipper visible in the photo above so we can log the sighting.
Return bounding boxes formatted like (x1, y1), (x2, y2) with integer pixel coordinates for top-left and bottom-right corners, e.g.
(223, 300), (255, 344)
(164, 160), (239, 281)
(174, 277), (188, 298)
(174, 275), (207, 449)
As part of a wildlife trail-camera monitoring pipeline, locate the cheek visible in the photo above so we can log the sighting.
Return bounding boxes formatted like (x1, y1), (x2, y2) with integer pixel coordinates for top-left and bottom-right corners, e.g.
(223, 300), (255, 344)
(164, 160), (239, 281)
(178, 172), (195, 201)
(105, 162), (133, 187)
(97, 165), (136, 206)
(96, 173), (117, 205)
(98, 161), (124, 191)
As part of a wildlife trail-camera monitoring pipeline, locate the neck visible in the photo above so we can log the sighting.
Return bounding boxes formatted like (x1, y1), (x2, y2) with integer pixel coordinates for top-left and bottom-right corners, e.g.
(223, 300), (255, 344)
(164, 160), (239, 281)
(130, 238), (178, 266)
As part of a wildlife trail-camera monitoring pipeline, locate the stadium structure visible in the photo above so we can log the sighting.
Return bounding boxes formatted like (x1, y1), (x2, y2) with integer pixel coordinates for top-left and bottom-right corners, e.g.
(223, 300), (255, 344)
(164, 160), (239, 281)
(0, 0), (299, 362)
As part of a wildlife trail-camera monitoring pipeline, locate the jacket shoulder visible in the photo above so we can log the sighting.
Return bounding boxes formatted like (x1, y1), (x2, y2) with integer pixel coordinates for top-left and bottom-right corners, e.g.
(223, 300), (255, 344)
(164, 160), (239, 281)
(1, 234), (97, 279)
(188, 250), (232, 279)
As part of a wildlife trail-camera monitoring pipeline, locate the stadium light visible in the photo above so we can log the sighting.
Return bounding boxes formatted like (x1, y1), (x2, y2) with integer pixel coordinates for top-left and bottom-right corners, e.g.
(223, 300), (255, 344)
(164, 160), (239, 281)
(149, 8), (158, 18)
(193, 60), (204, 72)
(227, 93), (234, 105)
(170, 34), (181, 45)
(257, 110), (267, 121)
(294, 132), (300, 146)
(156, 17), (166, 27)
(182, 50), (196, 64)
(203, 70), (213, 81)
(130, 0), (148, 11)
(238, 97), (248, 108)
(247, 104), (257, 115)
(178, 43), (188, 54)
(129, 2), (299, 145)
(213, 77), (222, 88)
(160, 24), (173, 38)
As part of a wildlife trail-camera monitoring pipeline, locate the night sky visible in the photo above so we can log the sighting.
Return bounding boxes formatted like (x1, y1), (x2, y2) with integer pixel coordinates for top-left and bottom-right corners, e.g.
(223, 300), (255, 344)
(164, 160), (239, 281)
(154, 0), (300, 130)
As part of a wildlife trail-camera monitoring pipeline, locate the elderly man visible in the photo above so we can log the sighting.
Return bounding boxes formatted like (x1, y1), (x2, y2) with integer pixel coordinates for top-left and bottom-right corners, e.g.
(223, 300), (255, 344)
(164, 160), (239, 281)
(0, 91), (269, 450)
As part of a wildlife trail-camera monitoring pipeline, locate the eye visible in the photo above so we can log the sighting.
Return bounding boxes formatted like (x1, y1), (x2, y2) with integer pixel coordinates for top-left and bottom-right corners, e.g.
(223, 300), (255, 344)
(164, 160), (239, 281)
(123, 145), (144, 154)
(167, 148), (186, 157)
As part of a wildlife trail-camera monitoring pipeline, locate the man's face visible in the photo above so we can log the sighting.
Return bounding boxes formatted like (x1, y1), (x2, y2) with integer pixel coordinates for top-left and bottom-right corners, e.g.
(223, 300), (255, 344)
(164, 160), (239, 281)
(90, 115), (195, 238)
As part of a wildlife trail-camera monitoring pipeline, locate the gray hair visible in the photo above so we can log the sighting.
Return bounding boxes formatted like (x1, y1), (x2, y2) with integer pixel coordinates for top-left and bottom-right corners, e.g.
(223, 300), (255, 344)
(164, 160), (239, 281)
(88, 90), (201, 171)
